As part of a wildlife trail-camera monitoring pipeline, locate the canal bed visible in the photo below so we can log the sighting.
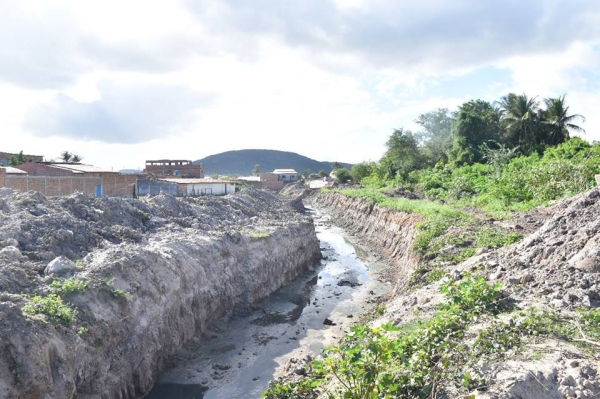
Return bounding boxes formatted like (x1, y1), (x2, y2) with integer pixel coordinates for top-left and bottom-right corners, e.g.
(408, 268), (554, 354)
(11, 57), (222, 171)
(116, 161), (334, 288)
(145, 207), (390, 399)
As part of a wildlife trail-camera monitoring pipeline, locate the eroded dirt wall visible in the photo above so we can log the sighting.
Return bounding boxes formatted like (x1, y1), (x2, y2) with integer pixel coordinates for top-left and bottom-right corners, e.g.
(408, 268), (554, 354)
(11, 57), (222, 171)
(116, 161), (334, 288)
(311, 192), (422, 293)
(0, 189), (321, 399)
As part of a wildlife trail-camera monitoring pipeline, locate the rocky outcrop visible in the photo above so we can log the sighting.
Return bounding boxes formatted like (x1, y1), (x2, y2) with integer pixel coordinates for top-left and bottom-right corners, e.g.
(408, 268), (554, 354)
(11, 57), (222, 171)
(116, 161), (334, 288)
(311, 192), (422, 293)
(0, 188), (321, 398)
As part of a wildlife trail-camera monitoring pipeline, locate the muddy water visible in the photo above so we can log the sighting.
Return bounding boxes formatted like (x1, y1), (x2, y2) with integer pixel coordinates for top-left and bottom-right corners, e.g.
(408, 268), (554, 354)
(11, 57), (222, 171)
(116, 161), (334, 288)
(145, 207), (391, 399)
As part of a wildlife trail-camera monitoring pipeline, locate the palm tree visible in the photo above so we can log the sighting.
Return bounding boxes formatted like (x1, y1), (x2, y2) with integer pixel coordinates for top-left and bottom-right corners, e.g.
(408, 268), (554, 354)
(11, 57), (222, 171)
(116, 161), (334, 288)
(71, 154), (82, 163)
(541, 95), (585, 146)
(497, 93), (540, 153)
(60, 151), (72, 163)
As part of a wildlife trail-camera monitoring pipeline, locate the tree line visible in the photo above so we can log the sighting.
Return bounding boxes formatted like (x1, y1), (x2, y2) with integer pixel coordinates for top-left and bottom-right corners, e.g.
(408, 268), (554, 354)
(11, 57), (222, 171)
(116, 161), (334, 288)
(348, 93), (585, 182)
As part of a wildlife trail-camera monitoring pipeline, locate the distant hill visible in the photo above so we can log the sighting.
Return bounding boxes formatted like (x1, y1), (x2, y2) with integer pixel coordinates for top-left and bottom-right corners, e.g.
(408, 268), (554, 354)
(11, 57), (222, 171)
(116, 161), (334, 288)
(194, 149), (353, 176)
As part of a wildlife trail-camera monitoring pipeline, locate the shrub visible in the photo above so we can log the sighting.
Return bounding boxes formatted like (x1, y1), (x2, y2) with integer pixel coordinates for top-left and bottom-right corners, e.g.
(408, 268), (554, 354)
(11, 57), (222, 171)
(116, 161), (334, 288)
(22, 294), (77, 326)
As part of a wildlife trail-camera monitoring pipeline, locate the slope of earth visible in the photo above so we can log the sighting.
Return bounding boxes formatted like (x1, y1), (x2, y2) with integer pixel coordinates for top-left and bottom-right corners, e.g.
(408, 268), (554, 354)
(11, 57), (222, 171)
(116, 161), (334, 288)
(193, 149), (352, 176)
(266, 188), (600, 399)
(0, 188), (321, 399)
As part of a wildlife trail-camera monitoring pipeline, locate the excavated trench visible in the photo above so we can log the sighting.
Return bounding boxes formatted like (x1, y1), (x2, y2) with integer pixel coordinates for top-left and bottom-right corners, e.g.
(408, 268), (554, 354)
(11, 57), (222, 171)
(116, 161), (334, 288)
(145, 206), (391, 399)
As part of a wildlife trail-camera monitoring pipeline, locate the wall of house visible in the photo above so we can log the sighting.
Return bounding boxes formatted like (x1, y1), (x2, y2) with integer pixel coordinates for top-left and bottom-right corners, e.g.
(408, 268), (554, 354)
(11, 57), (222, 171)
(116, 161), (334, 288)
(0, 168), (5, 187)
(144, 163), (204, 178)
(278, 174), (298, 182)
(136, 179), (179, 197)
(186, 183), (236, 196)
(259, 173), (279, 182)
(3, 174), (136, 197)
(14, 163), (78, 176)
(260, 181), (285, 190)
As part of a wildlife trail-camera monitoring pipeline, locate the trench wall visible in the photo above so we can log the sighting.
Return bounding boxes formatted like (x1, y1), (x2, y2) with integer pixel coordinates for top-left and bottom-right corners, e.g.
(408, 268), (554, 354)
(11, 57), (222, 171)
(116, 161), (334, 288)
(0, 223), (321, 399)
(311, 192), (422, 293)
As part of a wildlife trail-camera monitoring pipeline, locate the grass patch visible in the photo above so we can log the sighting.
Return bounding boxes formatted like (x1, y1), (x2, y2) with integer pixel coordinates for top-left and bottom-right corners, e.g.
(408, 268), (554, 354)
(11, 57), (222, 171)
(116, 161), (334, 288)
(247, 231), (271, 239)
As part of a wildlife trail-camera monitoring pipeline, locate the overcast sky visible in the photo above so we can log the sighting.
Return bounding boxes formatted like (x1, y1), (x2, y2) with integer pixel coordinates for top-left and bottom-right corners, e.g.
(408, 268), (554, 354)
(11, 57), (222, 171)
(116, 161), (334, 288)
(1, 0), (600, 170)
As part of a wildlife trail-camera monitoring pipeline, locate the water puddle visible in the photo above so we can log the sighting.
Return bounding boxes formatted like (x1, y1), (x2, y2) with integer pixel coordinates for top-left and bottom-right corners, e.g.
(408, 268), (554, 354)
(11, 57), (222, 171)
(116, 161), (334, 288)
(145, 206), (390, 399)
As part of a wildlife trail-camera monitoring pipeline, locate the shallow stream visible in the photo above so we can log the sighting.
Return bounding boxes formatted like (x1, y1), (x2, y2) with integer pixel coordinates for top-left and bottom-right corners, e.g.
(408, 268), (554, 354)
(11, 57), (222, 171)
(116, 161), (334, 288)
(145, 207), (390, 399)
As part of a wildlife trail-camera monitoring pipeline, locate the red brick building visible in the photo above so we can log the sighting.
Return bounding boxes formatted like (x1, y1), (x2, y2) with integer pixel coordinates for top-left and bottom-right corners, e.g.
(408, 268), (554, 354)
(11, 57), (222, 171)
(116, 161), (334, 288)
(1, 163), (136, 197)
(144, 160), (204, 178)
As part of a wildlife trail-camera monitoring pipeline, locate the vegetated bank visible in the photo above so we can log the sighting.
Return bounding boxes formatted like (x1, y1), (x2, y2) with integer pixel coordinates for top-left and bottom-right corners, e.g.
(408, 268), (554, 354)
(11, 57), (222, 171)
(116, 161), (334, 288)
(0, 188), (321, 399)
(265, 141), (600, 398)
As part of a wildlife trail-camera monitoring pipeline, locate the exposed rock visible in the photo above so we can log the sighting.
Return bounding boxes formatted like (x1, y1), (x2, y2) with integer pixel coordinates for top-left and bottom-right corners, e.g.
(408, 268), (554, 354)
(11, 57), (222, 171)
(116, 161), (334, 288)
(44, 256), (77, 275)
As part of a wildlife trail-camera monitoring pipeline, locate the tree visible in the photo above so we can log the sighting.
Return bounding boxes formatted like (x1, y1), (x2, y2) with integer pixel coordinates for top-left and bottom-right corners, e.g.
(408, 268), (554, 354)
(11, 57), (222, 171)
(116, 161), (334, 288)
(448, 100), (502, 165)
(60, 151), (83, 163)
(381, 128), (424, 179)
(415, 108), (455, 165)
(541, 95), (585, 146)
(60, 151), (72, 163)
(9, 151), (26, 166)
(253, 164), (260, 176)
(318, 169), (328, 178)
(334, 168), (352, 183)
(497, 93), (540, 152)
(350, 162), (375, 182)
(331, 162), (342, 170)
(302, 169), (311, 179)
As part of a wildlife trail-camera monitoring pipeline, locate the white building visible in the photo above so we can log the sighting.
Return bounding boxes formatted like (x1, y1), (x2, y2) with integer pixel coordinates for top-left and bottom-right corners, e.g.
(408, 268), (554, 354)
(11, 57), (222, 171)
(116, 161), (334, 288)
(273, 169), (298, 182)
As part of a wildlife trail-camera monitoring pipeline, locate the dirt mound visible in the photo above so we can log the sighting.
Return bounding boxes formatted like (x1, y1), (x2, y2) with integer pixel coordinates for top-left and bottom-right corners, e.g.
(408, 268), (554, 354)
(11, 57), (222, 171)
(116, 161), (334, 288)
(0, 188), (321, 398)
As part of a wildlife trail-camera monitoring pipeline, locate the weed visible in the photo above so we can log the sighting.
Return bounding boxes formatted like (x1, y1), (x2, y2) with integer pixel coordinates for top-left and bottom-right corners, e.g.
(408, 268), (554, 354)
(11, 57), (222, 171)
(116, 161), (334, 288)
(22, 294), (76, 326)
(75, 260), (85, 269)
(110, 289), (131, 300)
(77, 326), (88, 336)
(247, 231), (271, 239)
(439, 273), (504, 315)
(50, 278), (88, 295)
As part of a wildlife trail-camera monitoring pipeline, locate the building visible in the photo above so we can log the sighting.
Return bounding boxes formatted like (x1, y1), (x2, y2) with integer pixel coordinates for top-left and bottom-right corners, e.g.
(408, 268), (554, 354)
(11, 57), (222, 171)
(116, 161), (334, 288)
(272, 169), (298, 182)
(144, 160), (204, 178)
(2, 163), (136, 197)
(0, 152), (44, 167)
(138, 178), (236, 196)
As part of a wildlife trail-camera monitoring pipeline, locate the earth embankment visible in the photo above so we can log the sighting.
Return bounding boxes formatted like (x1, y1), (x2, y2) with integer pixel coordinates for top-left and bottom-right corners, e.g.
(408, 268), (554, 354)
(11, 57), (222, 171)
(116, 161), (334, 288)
(0, 188), (321, 399)
(310, 192), (422, 292)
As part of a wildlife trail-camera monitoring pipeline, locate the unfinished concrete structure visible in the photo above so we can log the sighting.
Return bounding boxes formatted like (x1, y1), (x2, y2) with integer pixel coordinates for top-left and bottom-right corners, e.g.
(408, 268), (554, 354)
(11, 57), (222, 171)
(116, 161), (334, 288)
(2, 163), (136, 197)
(144, 160), (204, 178)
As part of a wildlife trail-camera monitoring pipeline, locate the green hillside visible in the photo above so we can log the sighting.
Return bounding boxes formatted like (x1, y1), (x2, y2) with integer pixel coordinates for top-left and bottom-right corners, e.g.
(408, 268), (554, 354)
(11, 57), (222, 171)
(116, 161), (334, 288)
(193, 149), (352, 176)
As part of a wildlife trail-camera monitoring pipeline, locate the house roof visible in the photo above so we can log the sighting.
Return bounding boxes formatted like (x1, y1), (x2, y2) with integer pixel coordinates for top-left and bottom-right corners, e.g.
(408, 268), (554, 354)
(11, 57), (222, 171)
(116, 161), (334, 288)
(1, 166), (27, 174)
(157, 178), (237, 184)
(273, 169), (298, 174)
(46, 163), (116, 173)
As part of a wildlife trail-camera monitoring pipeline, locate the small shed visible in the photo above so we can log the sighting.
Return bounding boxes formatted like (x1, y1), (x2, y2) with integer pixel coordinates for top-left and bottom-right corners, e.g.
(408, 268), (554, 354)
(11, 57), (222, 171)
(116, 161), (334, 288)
(158, 178), (236, 196)
(273, 169), (298, 182)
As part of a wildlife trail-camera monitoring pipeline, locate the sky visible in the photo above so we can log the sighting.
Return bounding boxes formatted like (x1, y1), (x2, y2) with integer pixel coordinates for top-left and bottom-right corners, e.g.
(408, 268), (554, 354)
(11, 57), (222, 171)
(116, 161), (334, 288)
(1, 0), (600, 171)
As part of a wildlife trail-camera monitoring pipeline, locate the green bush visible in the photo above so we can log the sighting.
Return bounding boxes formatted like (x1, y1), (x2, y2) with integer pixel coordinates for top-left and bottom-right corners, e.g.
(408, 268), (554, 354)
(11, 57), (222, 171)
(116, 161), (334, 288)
(22, 294), (77, 326)
(50, 278), (89, 295)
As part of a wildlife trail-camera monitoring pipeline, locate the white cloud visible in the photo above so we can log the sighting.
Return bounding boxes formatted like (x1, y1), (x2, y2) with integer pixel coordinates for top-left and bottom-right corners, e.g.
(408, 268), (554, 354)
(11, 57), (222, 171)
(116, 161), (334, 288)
(0, 0), (600, 170)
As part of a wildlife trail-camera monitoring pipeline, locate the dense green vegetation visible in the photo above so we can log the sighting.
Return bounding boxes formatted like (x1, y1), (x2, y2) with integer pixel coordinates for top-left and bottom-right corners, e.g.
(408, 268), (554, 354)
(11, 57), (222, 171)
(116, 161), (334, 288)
(334, 93), (595, 212)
